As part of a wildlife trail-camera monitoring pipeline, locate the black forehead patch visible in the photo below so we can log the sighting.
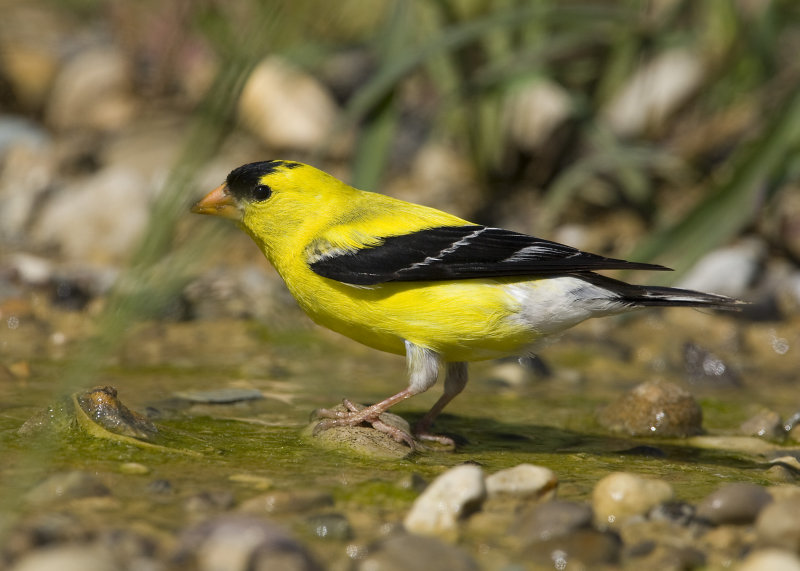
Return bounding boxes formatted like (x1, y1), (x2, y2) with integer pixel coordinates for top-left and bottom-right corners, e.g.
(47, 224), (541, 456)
(225, 160), (301, 200)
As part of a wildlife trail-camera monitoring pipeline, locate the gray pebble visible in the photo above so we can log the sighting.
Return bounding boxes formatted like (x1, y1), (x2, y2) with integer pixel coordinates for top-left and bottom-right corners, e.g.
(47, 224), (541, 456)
(756, 497), (800, 552)
(523, 529), (621, 568)
(306, 513), (352, 541)
(174, 515), (322, 571)
(696, 483), (772, 525)
(741, 409), (785, 440)
(358, 533), (478, 571)
(513, 500), (593, 543)
(597, 381), (703, 437)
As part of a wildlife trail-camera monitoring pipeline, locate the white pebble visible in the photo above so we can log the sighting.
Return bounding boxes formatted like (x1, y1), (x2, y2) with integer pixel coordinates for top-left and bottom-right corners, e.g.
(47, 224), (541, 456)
(404, 464), (486, 538)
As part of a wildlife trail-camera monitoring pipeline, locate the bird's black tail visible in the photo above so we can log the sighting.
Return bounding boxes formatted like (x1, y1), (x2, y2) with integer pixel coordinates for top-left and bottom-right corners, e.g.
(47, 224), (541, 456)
(580, 273), (744, 311)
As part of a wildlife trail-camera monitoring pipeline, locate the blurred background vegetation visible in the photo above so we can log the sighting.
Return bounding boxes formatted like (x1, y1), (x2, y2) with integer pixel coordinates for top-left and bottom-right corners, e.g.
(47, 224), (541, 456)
(2, 0), (800, 327)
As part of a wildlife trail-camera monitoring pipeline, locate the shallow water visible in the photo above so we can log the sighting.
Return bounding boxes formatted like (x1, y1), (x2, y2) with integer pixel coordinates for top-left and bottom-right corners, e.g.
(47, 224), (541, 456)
(1, 307), (798, 565)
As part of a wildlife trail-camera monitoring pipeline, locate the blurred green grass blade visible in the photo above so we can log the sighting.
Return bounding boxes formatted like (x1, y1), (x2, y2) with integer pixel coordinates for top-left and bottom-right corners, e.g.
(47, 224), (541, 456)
(351, 1), (410, 190)
(630, 83), (800, 280)
(338, 3), (624, 136)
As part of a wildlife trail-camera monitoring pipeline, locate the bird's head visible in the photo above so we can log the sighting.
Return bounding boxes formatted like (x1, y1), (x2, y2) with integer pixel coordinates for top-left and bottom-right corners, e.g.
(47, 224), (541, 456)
(192, 160), (354, 246)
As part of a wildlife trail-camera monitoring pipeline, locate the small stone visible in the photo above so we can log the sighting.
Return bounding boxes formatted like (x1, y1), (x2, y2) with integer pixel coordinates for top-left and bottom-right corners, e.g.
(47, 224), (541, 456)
(404, 465), (486, 538)
(119, 462), (150, 475)
(598, 380), (703, 437)
(696, 483), (772, 525)
(678, 239), (765, 299)
(604, 48), (704, 136)
(755, 497), (800, 551)
(9, 545), (117, 571)
(513, 500), (593, 543)
(31, 166), (150, 263)
(237, 57), (342, 153)
(485, 464), (557, 500)
(358, 533), (478, 571)
(306, 513), (353, 541)
(46, 47), (136, 132)
(76, 386), (157, 440)
(174, 515), (322, 571)
(738, 548), (800, 571)
(305, 404), (414, 460)
(523, 529), (621, 568)
(239, 489), (333, 515)
(592, 472), (673, 528)
(741, 409), (785, 440)
(25, 471), (111, 505)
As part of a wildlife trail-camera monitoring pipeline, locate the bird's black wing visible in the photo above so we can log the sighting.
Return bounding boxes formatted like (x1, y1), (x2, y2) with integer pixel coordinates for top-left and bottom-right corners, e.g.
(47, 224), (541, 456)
(309, 225), (670, 286)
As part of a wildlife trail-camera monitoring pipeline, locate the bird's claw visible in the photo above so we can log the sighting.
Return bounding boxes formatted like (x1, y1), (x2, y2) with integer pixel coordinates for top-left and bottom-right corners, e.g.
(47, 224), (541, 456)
(312, 399), (417, 449)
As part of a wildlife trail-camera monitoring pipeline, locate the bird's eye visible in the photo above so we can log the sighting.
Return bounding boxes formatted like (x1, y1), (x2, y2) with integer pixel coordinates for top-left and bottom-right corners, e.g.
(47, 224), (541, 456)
(252, 184), (272, 202)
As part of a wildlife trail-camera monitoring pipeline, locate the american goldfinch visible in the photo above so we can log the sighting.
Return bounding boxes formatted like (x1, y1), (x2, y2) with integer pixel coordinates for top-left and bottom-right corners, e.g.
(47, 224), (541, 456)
(193, 160), (739, 447)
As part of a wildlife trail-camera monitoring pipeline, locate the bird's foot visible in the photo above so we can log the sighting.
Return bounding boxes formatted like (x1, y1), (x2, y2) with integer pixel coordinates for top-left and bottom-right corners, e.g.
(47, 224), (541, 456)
(313, 399), (416, 449)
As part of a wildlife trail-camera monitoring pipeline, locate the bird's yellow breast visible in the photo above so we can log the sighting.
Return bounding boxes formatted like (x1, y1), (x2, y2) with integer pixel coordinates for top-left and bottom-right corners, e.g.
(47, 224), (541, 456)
(279, 261), (539, 361)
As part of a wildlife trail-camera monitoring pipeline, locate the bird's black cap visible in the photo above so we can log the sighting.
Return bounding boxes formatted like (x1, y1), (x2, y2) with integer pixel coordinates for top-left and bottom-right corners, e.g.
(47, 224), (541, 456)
(225, 160), (301, 201)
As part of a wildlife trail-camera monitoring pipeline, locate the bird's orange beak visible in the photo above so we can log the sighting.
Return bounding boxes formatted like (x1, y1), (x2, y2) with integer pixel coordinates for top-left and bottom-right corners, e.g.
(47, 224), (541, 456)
(191, 184), (241, 220)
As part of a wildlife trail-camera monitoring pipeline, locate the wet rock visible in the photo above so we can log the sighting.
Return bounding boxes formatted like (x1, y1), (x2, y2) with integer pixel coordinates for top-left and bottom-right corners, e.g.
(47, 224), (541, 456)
(524, 529), (621, 568)
(8, 545), (117, 571)
(592, 472), (673, 528)
(485, 464), (557, 501)
(622, 541), (705, 570)
(239, 490), (333, 515)
(76, 386), (157, 440)
(404, 464), (486, 538)
(741, 409), (785, 440)
(597, 380), (703, 437)
(238, 57), (342, 153)
(755, 497), (800, 552)
(306, 513), (352, 541)
(31, 166), (150, 263)
(358, 533), (478, 571)
(696, 483), (772, 525)
(46, 46), (137, 132)
(683, 343), (741, 389)
(25, 471), (110, 505)
(306, 404), (414, 460)
(174, 515), (322, 571)
(513, 500), (593, 544)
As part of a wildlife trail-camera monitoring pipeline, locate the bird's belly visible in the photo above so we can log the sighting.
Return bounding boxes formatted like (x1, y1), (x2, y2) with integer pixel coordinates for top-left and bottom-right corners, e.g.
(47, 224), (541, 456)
(289, 277), (551, 361)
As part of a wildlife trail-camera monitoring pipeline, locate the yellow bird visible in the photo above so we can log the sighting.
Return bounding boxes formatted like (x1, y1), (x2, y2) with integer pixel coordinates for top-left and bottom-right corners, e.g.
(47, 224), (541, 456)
(193, 160), (739, 447)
